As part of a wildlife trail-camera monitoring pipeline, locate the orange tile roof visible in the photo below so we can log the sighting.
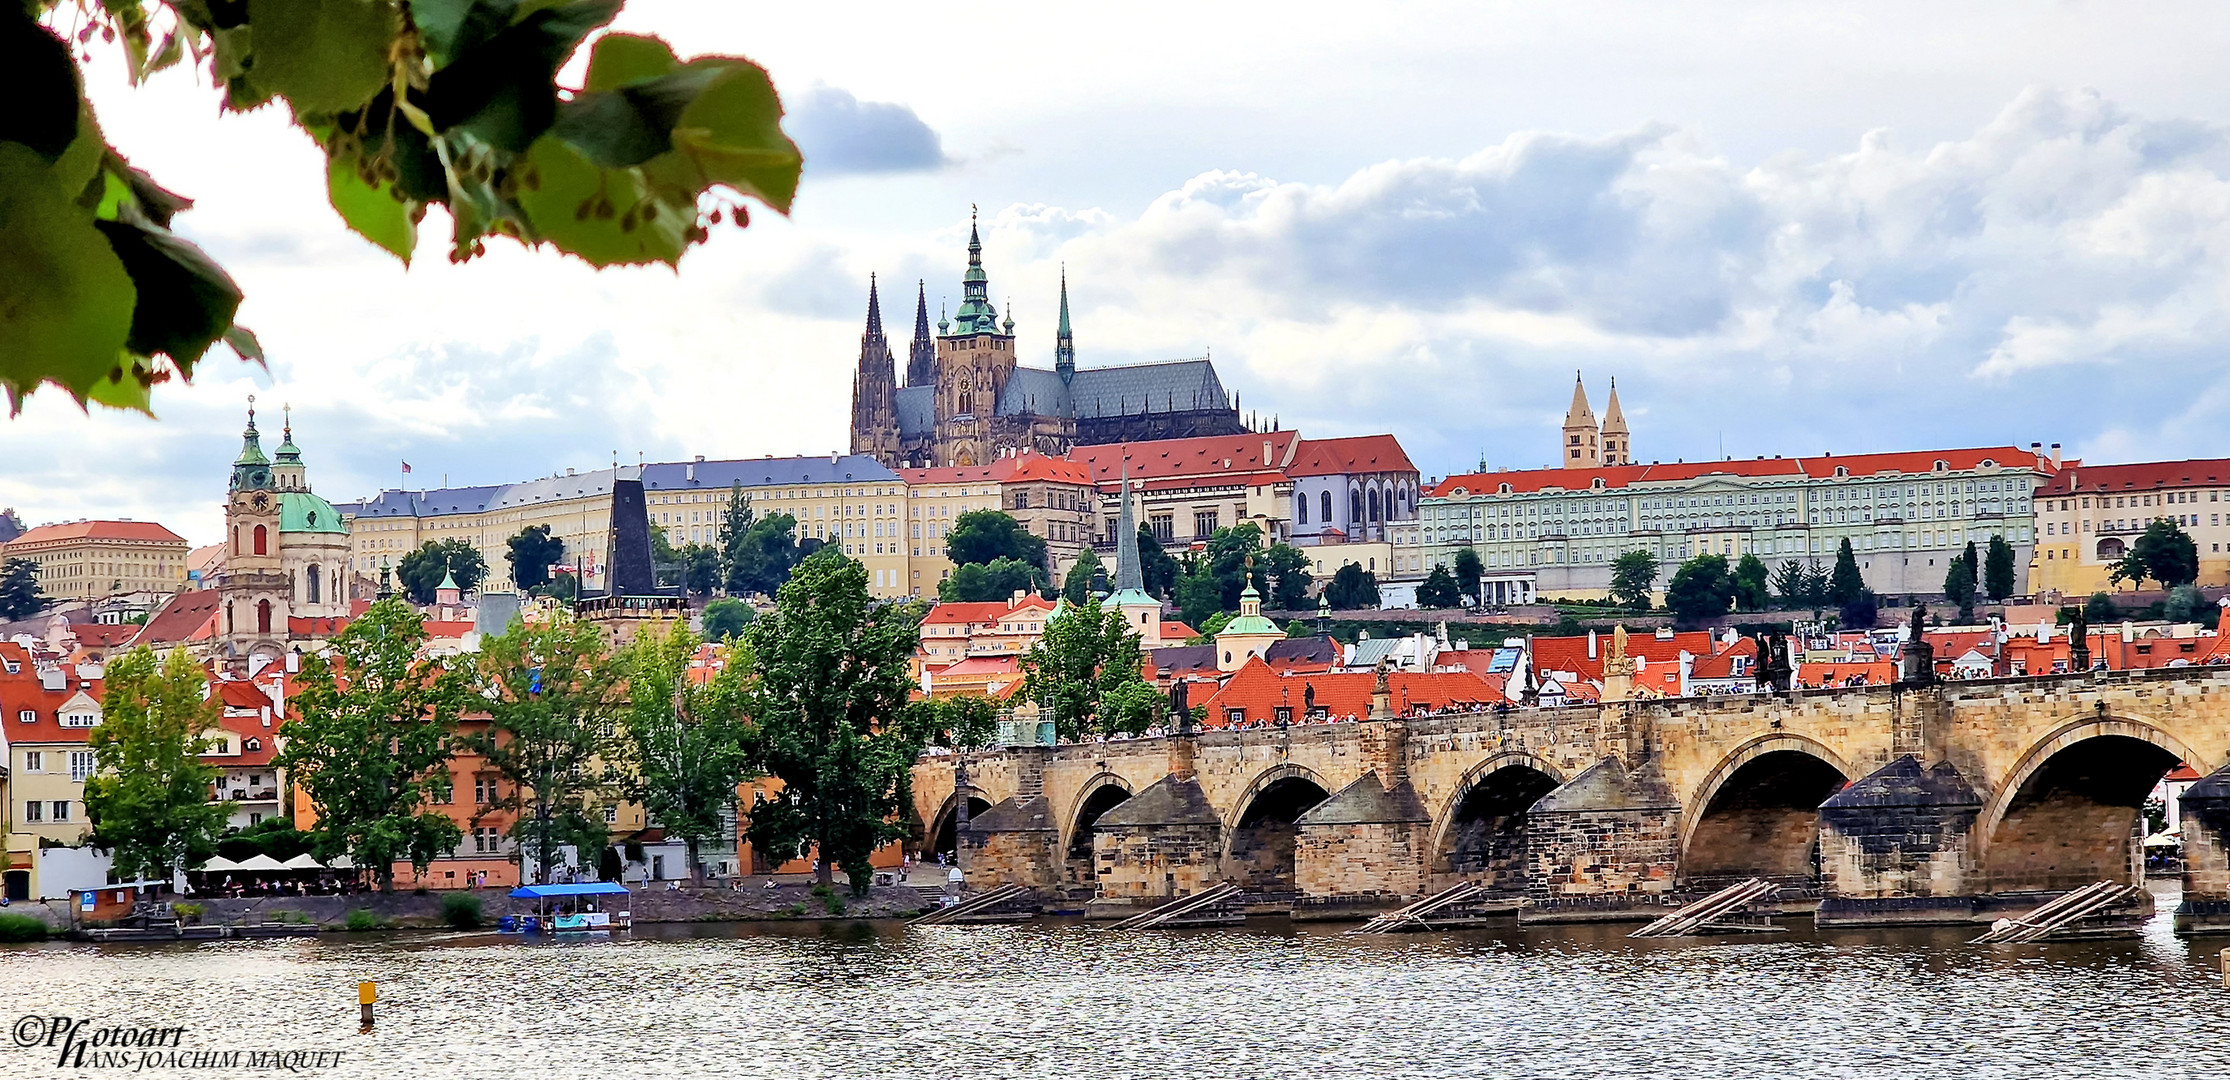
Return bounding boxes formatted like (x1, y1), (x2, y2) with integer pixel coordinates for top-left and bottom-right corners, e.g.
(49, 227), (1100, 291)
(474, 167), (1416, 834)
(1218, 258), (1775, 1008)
(1531, 630), (1716, 685)
(1795, 661), (1896, 688)
(68, 624), (141, 648)
(1002, 454), (1095, 485)
(1286, 435), (1417, 478)
(0, 644), (103, 745)
(1073, 431), (1303, 488)
(1196, 655), (1503, 725)
(922, 601), (1014, 626)
(205, 711), (281, 767)
(2037, 457), (2230, 496)
(6, 520), (187, 546)
(1428, 446), (2051, 498)
(1689, 638), (1758, 680)
(131, 589), (221, 647)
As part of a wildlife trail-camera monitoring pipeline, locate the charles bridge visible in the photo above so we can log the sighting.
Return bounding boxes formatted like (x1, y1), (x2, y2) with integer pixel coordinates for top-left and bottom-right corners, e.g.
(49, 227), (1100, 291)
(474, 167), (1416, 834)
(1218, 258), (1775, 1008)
(911, 667), (2230, 932)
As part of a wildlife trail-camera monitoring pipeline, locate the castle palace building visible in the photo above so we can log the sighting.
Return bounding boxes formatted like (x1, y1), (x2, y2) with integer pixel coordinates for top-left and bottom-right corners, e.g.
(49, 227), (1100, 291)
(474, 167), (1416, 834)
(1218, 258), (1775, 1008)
(850, 216), (1246, 470)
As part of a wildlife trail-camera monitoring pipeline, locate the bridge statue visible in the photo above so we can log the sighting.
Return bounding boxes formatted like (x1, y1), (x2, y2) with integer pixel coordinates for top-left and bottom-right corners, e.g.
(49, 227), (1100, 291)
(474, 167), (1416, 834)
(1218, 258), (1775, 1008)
(1900, 604), (1935, 686)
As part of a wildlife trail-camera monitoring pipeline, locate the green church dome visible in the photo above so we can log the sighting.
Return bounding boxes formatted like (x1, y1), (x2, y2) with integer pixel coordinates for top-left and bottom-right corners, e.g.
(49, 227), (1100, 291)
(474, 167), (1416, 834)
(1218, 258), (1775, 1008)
(279, 490), (348, 534)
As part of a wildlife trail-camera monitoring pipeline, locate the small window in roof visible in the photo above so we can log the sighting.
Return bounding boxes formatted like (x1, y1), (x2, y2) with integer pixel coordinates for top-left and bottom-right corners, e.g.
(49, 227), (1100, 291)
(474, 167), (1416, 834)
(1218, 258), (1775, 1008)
(1934, 460), (1948, 471)
(1499, 484), (1512, 494)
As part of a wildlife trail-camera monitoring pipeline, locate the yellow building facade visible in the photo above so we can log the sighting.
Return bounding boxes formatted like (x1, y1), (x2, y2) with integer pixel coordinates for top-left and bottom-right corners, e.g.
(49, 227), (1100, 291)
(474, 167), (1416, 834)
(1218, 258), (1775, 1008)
(3, 520), (189, 603)
(2030, 457), (2230, 597)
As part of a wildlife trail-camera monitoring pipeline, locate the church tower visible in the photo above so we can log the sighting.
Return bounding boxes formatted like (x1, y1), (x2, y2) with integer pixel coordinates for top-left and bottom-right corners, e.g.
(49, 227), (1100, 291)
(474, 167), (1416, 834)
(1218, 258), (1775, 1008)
(849, 274), (900, 463)
(932, 210), (1019, 467)
(1600, 378), (1630, 466)
(220, 399), (290, 665)
(905, 280), (935, 388)
(1560, 373), (1600, 468)
(1055, 267), (1075, 383)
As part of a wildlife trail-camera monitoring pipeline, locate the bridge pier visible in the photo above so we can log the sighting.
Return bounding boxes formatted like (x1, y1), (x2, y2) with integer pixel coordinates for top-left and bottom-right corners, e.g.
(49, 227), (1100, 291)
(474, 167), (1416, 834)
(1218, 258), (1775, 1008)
(1519, 756), (1682, 922)
(1292, 775), (1432, 920)
(1815, 755), (1987, 926)
(1084, 775), (1224, 917)
(2177, 764), (2230, 934)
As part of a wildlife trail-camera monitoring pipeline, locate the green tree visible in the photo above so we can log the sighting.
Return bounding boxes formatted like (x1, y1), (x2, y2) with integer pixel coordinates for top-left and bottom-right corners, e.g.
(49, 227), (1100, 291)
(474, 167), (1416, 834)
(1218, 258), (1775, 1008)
(398, 539), (487, 604)
(505, 524), (565, 591)
(1284, 619), (1312, 638)
(1325, 562), (1380, 610)
(0, 557), (45, 620)
(2165, 584), (2210, 624)
(1062, 549), (1107, 605)
(723, 503), (802, 598)
(1984, 535), (2017, 601)
(1732, 553), (1772, 612)
(679, 542), (722, 596)
(1173, 562), (1225, 628)
(1190, 610), (1233, 641)
(1199, 524), (1271, 609)
(1840, 589), (1880, 630)
(1609, 550), (1659, 611)
(536, 571), (579, 604)
(2117, 519), (2202, 589)
(1020, 597), (1156, 741)
(903, 695), (1000, 751)
(1829, 539), (1866, 608)
(2085, 591), (2119, 624)
(1135, 525), (1181, 597)
(1262, 543), (1315, 611)
(617, 626), (756, 885)
(946, 510), (1048, 570)
(278, 600), (469, 891)
(470, 616), (626, 886)
(940, 557), (1048, 603)
(1452, 547), (1484, 606)
(2, 2), (801, 413)
(1770, 559), (1810, 609)
(701, 598), (755, 640)
(1944, 541), (1979, 622)
(1417, 565), (1463, 608)
(1665, 553), (1734, 627)
(82, 647), (228, 885)
(744, 550), (925, 892)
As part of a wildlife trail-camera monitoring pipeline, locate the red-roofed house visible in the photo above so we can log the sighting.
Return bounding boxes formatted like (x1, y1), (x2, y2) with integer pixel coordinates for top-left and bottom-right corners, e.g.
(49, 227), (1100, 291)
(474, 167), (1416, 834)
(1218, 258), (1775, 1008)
(1196, 656), (1504, 727)
(1421, 444), (2060, 604)
(914, 593), (1059, 674)
(2, 519), (189, 603)
(1531, 629), (1716, 697)
(1075, 432), (1299, 552)
(203, 673), (286, 829)
(2032, 457), (2230, 597)
(1, 643), (108, 898)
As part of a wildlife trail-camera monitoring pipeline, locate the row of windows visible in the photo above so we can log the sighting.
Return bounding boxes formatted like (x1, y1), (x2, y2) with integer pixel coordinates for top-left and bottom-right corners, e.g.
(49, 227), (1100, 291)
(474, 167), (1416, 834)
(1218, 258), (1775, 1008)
(20, 800), (73, 823)
(16, 749), (98, 780)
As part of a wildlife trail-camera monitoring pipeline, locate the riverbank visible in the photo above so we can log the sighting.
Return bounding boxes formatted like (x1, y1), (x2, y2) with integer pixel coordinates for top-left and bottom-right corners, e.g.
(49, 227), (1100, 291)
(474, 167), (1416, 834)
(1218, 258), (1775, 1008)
(3, 882), (930, 933)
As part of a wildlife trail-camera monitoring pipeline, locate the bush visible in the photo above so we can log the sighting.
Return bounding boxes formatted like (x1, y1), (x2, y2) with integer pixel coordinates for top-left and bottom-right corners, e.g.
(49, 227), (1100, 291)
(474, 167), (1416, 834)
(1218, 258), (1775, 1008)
(0, 914), (49, 942)
(343, 909), (385, 932)
(172, 902), (205, 923)
(2165, 585), (2209, 625)
(822, 891), (846, 917)
(440, 893), (484, 929)
(2085, 592), (2119, 624)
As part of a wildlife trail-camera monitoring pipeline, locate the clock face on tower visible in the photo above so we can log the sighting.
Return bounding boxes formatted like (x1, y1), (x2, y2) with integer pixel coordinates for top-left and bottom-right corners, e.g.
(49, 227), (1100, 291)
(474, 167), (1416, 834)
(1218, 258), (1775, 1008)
(252, 494), (270, 510)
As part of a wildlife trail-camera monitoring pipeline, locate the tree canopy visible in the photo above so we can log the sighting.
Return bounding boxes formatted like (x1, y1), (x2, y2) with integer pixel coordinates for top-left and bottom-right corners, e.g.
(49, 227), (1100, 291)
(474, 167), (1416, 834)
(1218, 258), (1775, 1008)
(616, 625), (756, 884)
(1416, 565), (1463, 609)
(1984, 535), (2017, 601)
(505, 524), (564, 590)
(2, 1), (801, 413)
(0, 557), (46, 620)
(1665, 553), (1734, 626)
(945, 510), (1047, 570)
(1062, 549), (1107, 605)
(1325, 562), (1380, 610)
(1608, 550), (1658, 611)
(1021, 597), (1157, 742)
(398, 538), (487, 603)
(1261, 543), (1313, 610)
(721, 494), (801, 597)
(743, 549), (924, 892)
(1944, 541), (1978, 622)
(1829, 539), (1865, 608)
(940, 557), (1047, 603)
(469, 614), (625, 885)
(83, 646), (228, 885)
(2112, 519), (2201, 590)
(1134, 525), (1180, 598)
(1732, 553), (1771, 612)
(1452, 548), (1483, 606)
(700, 597), (755, 640)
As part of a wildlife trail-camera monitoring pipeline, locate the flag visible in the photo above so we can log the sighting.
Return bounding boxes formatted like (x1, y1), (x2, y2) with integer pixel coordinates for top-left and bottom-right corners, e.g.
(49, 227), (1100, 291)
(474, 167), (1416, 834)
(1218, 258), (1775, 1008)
(401, 461), (412, 473)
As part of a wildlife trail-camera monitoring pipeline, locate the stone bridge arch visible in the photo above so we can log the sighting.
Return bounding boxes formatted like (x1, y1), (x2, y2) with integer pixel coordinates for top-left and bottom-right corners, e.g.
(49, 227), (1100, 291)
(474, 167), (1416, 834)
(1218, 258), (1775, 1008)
(1221, 763), (1334, 893)
(1060, 773), (1134, 890)
(1679, 733), (1855, 891)
(924, 787), (996, 863)
(1977, 713), (2213, 893)
(1426, 751), (1566, 894)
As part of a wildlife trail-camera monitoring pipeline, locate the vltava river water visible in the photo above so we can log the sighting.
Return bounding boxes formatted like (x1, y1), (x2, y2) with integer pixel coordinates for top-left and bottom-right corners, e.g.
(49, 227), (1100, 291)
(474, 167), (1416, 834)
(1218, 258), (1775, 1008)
(2, 900), (2226, 1079)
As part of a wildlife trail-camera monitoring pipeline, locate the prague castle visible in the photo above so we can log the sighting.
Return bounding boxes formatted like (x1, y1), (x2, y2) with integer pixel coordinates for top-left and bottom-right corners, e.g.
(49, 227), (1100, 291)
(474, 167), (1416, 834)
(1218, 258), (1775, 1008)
(849, 215), (1248, 469)
(1560, 372), (1630, 468)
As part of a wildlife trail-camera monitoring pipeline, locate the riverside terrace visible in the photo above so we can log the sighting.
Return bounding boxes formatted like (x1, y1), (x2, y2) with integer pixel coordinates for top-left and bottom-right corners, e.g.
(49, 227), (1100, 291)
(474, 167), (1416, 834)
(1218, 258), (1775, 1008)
(912, 667), (2230, 933)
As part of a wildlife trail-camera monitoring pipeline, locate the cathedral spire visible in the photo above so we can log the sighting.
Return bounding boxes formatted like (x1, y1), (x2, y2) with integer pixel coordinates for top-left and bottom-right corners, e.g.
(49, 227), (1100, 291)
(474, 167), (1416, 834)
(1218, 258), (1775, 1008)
(1055, 266), (1075, 382)
(1600, 377), (1630, 466)
(864, 272), (885, 337)
(951, 205), (1001, 335)
(907, 279), (934, 386)
(1112, 461), (1145, 596)
(1560, 371), (1601, 468)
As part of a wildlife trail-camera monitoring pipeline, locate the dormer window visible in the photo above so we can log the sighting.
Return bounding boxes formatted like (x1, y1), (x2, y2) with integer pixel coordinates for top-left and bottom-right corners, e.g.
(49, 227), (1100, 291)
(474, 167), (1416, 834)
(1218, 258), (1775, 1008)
(244, 737), (262, 752)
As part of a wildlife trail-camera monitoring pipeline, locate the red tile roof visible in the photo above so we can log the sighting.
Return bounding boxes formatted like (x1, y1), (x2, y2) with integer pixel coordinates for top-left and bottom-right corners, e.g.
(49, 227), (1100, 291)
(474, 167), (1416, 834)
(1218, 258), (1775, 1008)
(899, 464), (1008, 486)
(1795, 661), (1896, 688)
(6, 520), (187, 546)
(0, 644), (104, 745)
(1073, 431), (1303, 489)
(2036, 457), (2230, 496)
(1689, 638), (1758, 680)
(1531, 630), (1716, 685)
(287, 615), (351, 637)
(923, 601), (1017, 626)
(68, 624), (141, 648)
(1196, 656), (1503, 725)
(1002, 455), (1095, 486)
(131, 589), (221, 647)
(1286, 435), (1417, 478)
(1428, 446), (2052, 498)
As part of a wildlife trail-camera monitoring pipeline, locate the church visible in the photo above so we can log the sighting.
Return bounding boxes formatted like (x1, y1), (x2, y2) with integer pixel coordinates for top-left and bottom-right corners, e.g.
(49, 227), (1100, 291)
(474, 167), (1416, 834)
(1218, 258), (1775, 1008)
(850, 216), (1248, 469)
(215, 401), (352, 667)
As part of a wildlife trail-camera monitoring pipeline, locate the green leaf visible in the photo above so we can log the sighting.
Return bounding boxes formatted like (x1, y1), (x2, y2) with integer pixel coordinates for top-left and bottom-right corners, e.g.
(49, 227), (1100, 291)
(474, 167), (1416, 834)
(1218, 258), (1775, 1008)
(651, 60), (801, 215)
(423, 0), (620, 152)
(515, 136), (686, 267)
(224, 325), (266, 363)
(85, 364), (155, 415)
(0, 144), (138, 407)
(247, 0), (400, 114)
(326, 147), (417, 261)
(582, 32), (679, 92)
(92, 214), (244, 370)
(5, 14), (81, 159)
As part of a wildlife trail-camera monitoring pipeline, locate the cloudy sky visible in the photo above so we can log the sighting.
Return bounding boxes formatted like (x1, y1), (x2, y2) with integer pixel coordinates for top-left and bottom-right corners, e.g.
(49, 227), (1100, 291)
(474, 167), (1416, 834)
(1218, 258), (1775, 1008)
(9, 1), (2230, 546)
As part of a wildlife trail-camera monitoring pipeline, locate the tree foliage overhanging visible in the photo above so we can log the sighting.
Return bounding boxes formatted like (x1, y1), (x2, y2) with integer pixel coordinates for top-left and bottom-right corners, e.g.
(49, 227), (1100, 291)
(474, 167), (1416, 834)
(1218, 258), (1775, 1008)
(1, 1), (801, 413)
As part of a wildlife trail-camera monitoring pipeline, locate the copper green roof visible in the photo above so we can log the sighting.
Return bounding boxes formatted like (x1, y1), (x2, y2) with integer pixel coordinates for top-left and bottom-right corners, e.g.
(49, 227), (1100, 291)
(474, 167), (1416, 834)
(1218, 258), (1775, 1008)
(278, 491), (348, 534)
(1219, 612), (1282, 636)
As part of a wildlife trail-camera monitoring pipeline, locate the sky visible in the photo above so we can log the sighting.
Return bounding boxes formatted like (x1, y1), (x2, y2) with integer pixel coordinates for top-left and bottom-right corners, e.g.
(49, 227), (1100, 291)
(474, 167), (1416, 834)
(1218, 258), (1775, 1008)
(8, 0), (2230, 546)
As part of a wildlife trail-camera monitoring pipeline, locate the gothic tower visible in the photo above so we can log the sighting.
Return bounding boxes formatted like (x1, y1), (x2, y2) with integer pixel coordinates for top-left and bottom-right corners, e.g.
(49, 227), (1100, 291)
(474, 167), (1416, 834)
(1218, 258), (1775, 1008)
(1055, 267), (1075, 383)
(220, 400), (290, 665)
(932, 210), (1018, 467)
(1600, 378), (1630, 466)
(1560, 372), (1601, 468)
(849, 274), (900, 462)
(906, 280), (935, 388)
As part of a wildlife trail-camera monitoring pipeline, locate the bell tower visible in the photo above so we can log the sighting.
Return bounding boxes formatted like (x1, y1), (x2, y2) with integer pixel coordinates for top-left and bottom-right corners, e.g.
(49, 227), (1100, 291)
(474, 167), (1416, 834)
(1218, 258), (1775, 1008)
(933, 208), (1017, 467)
(220, 397), (290, 664)
(1561, 372), (1601, 468)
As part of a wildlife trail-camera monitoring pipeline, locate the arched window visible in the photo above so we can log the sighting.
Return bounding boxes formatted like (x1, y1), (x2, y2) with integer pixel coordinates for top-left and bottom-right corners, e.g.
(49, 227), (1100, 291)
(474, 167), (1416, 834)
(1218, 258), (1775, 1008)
(232, 526), (241, 556)
(256, 599), (272, 634)
(1295, 495), (1309, 525)
(1368, 488), (1381, 522)
(1320, 491), (1333, 524)
(307, 564), (321, 604)
(252, 524), (268, 555)
(1350, 488), (1363, 523)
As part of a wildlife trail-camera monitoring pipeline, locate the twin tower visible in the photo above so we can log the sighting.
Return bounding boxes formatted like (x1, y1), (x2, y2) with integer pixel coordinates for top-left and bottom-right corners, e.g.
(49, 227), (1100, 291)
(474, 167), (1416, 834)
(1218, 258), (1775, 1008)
(1560, 373), (1631, 469)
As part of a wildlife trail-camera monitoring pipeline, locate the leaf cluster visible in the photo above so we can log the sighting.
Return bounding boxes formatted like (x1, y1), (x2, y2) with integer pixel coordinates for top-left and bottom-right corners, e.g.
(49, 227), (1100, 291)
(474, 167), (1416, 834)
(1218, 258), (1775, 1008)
(398, 538), (487, 603)
(1020, 597), (1155, 741)
(82, 646), (230, 883)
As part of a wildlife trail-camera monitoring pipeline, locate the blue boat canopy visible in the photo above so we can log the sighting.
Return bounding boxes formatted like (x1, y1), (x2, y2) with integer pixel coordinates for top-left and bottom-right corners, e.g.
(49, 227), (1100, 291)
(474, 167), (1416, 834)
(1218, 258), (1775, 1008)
(509, 882), (631, 898)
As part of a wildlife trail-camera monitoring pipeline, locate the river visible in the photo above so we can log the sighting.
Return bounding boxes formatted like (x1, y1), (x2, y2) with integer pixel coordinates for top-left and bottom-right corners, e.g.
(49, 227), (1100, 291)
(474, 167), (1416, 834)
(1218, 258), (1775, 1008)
(2, 896), (2226, 1080)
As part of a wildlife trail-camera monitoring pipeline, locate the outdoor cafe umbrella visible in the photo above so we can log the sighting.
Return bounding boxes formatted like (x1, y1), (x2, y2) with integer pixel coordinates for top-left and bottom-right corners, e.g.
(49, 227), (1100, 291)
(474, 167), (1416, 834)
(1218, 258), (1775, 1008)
(280, 854), (325, 870)
(193, 856), (243, 873)
(233, 854), (289, 873)
(2144, 831), (2183, 848)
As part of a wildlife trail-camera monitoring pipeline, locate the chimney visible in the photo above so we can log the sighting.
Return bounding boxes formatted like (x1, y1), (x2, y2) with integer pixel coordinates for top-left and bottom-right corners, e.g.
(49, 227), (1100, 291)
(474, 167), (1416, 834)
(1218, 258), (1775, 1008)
(1587, 629), (1598, 659)
(2050, 443), (2062, 467)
